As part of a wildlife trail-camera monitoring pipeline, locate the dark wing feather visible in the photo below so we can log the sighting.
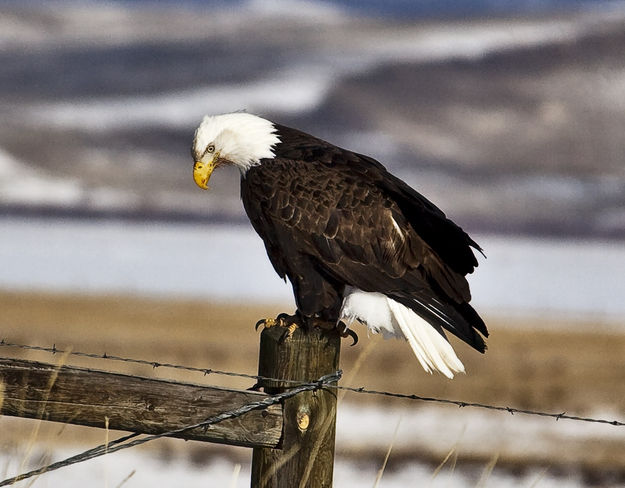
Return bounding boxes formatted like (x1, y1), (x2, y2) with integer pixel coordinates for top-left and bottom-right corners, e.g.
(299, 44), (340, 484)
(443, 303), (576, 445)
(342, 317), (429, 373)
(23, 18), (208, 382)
(376, 168), (483, 275)
(273, 124), (483, 275)
(241, 128), (487, 351)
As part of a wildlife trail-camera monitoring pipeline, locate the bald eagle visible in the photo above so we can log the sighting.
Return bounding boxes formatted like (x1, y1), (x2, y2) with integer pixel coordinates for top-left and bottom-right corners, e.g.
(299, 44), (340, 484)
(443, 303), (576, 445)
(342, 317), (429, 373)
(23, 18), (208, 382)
(192, 113), (487, 378)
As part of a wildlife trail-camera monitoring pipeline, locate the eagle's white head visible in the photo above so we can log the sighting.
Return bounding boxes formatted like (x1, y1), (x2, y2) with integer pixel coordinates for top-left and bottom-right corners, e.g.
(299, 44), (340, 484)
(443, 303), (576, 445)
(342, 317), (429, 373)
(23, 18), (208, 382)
(191, 113), (280, 189)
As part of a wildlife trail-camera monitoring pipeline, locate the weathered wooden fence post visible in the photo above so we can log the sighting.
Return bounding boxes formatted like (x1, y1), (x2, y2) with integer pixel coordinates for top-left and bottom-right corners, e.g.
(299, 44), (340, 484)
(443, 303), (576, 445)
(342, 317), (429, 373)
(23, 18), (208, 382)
(251, 326), (341, 488)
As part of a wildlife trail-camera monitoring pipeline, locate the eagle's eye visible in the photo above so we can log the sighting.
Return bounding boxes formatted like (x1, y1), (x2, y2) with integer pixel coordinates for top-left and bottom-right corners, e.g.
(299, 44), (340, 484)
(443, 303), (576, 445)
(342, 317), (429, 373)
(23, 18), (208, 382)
(207, 144), (215, 154)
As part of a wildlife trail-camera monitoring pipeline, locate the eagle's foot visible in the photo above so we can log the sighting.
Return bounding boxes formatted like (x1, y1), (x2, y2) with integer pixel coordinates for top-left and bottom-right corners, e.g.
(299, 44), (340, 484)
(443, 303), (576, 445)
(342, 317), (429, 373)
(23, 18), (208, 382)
(304, 318), (359, 346)
(274, 313), (302, 343)
(308, 317), (335, 331)
(255, 313), (302, 342)
(256, 314), (357, 345)
(255, 317), (278, 330)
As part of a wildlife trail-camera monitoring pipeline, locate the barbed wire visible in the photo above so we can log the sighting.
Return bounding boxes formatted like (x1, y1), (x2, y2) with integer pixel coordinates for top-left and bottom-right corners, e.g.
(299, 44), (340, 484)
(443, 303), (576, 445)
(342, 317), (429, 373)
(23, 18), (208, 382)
(0, 339), (293, 384)
(332, 385), (625, 426)
(0, 371), (341, 487)
(1, 339), (624, 427)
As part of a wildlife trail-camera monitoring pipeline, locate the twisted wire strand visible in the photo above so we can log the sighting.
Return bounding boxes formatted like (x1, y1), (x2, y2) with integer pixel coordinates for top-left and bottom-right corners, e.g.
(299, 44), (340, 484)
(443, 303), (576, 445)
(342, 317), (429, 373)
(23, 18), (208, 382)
(1, 339), (624, 427)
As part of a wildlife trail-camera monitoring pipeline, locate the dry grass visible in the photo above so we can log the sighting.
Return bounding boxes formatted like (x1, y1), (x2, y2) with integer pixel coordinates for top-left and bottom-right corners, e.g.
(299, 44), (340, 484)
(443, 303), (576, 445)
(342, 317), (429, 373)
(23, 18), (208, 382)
(2, 290), (624, 412)
(1, 290), (624, 474)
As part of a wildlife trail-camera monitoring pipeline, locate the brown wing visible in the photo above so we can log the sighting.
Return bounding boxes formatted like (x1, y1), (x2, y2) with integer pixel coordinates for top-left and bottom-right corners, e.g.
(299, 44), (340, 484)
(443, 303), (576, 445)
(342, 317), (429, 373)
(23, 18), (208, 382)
(241, 153), (487, 352)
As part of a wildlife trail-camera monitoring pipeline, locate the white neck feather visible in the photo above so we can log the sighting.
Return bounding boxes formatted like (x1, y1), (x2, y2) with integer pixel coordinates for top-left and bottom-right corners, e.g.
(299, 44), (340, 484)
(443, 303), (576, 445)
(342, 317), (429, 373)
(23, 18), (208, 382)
(193, 113), (280, 172)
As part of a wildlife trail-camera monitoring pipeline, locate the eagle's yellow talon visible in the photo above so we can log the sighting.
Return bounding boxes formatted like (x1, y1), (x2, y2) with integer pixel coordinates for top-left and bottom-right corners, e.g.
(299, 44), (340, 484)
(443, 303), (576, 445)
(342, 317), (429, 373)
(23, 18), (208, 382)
(286, 322), (298, 338)
(255, 318), (278, 331)
(256, 313), (301, 339)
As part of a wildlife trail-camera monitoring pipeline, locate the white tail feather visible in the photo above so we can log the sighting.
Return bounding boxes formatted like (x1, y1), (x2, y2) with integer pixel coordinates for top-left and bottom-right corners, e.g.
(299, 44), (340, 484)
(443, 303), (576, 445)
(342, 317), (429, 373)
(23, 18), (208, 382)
(386, 299), (465, 379)
(339, 288), (465, 378)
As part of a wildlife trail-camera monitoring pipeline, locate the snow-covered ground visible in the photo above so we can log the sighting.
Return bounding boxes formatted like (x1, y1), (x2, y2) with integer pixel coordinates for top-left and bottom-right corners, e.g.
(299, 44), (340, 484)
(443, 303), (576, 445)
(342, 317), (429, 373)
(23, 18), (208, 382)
(2, 402), (623, 487)
(0, 450), (605, 488)
(1, 217), (624, 324)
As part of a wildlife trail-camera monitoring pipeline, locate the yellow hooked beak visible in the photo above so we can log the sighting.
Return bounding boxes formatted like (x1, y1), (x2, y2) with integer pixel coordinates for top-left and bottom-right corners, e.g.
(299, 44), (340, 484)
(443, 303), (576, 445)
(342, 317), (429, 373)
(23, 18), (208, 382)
(193, 160), (215, 190)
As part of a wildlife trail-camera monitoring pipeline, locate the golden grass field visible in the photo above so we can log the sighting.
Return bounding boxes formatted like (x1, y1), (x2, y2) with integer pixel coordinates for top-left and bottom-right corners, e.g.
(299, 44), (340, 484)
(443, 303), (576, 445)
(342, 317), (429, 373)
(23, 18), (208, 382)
(1, 291), (625, 474)
(2, 291), (624, 410)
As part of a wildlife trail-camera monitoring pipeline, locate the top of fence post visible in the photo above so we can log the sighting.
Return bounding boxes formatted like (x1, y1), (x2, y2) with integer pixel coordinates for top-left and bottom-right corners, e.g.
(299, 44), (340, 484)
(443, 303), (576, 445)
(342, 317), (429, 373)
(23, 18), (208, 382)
(251, 325), (341, 488)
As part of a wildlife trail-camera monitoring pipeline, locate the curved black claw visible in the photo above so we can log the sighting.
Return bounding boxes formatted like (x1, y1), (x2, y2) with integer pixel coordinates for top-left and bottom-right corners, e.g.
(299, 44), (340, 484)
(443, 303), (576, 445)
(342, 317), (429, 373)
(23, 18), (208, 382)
(254, 313), (302, 343)
(277, 327), (292, 344)
(255, 318), (266, 331)
(345, 328), (359, 346)
(276, 312), (295, 322)
(336, 321), (359, 346)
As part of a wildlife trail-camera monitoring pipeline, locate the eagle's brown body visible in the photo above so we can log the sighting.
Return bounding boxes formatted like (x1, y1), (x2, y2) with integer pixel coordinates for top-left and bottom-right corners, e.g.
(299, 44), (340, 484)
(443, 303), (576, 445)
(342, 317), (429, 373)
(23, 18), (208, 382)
(241, 124), (487, 353)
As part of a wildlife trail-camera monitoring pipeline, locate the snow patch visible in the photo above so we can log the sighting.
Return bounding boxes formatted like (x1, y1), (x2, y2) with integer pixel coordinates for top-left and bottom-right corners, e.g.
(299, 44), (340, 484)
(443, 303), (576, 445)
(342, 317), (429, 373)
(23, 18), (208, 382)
(336, 403), (625, 454)
(25, 69), (333, 132)
(1, 402), (620, 487)
(1, 219), (625, 323)
(0, 147), (84, 206)
(15, 8), (625, 134)
(245, 0), (346, 22)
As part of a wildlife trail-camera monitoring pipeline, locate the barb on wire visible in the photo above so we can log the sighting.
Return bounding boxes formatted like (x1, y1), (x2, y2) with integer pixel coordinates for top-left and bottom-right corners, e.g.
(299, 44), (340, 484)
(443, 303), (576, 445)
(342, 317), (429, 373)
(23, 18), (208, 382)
(0, 339), (290, 384)
(1, 339), (624, 427)
(0, 371), (342, 487)
(331, 384), (625, 426)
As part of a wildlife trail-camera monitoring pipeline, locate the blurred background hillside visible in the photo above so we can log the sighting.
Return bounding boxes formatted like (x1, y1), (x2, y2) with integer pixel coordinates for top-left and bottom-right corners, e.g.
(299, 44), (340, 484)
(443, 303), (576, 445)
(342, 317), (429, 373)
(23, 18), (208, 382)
(2, 0), (625, 237)
(1, 1), (625, 487)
